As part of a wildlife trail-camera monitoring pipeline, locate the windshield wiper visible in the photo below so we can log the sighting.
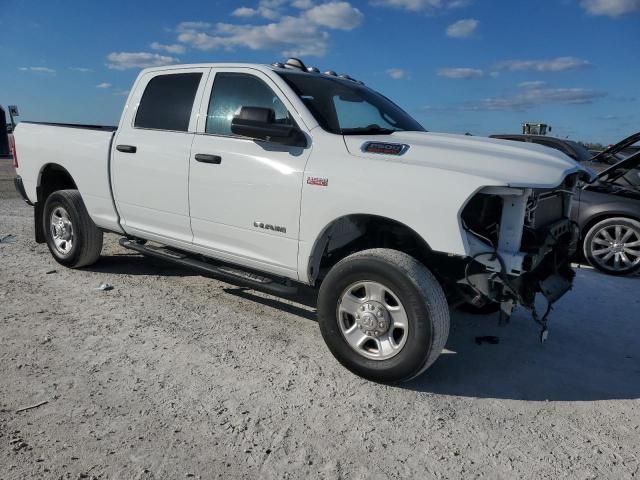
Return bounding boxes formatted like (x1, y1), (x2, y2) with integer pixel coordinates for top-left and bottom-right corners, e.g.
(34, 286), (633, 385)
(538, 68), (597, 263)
(340, 126), (399, 135)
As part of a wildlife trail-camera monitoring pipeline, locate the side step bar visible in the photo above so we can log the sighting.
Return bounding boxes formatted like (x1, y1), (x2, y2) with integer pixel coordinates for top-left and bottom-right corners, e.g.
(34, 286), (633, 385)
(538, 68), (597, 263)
(119, 238), (298, 295)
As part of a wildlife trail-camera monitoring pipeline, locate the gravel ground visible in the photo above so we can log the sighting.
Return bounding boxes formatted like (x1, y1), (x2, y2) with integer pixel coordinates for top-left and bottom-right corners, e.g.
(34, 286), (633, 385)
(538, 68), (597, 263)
(1, 160), (639, 479)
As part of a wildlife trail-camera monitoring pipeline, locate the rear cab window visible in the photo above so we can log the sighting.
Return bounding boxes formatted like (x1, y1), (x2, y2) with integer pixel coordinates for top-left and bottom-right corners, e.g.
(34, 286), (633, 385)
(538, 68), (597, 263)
(135, 72), (203, 131)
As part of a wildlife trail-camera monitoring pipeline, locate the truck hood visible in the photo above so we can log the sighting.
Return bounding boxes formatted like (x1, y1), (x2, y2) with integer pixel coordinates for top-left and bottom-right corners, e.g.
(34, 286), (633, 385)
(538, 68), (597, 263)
(343, 131), (591, 188)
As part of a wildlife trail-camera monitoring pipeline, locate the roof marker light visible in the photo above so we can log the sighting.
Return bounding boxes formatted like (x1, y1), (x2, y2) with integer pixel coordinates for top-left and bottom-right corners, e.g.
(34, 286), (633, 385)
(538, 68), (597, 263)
(285, 58), (307, 71)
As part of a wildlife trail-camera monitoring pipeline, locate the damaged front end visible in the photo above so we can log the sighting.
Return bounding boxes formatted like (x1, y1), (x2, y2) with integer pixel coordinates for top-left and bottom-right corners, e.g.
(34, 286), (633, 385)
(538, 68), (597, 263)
(457, 174), (583, 337)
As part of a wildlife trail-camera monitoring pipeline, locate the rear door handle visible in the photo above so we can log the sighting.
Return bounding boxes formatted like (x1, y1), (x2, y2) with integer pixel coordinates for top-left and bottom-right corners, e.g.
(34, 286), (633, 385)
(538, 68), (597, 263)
(116, 144), (137, 153)
(194, 154), (222, 164)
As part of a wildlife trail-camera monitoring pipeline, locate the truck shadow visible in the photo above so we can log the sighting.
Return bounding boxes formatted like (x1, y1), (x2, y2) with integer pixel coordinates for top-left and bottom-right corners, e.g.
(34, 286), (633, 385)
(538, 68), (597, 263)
(87, 253), (200, 277)
(88, 253), (639, 402)
(408, 281), (640, 401)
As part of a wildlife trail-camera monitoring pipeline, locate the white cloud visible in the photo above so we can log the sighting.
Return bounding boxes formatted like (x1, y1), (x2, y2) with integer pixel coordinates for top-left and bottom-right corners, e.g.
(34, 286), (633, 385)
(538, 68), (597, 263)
(466, 85), (606, 111)
(581, 0), (640, 16)
(150, 41), (187, 54)
(518, 80), (547, 89)
(292, 0), (314, 8)
(106, 52), (179, 70)
(370, 0), (469, 12)
(176, 21), (212, 30)
(175, 2), (362, 57)
(231, 0), (290, 19)
(19, 66), (55, 73)
(177, 18), (327, 56)
(305, 2), (363, 30)
(69, 67), (92, 73)
(446, 18), (478, 38)
(495, 56), (591, 72)
(96, 82), (112, 89)
(437, 67), (484, 79)
(386, 68), (408, 79)
(232, 7), (260, 17)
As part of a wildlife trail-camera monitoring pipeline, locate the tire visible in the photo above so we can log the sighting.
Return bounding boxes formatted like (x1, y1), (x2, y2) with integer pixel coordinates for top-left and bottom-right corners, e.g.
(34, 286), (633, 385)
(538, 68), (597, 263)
(583, 217), (640, 276)
(317, 248), (450, 383)
(43, 189), (103, 268)
(457, 301), (501, 315)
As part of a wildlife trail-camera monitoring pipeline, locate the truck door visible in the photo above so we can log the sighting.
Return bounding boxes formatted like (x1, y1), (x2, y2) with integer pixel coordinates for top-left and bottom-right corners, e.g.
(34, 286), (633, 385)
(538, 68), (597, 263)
(189, 68), (311, 278)
(112, 68), (209, 243)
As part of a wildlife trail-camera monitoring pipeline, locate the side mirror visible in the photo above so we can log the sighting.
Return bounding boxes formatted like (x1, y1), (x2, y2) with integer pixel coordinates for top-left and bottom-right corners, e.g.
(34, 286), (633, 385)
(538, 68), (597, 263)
(231, 106), (305, 147)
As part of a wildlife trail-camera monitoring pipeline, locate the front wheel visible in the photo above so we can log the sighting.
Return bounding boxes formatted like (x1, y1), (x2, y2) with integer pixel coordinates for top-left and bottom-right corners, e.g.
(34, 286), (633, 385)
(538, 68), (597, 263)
(43, 189), (103, 268)
(317, 249), (450, 383)
(583, 217), (640, 276)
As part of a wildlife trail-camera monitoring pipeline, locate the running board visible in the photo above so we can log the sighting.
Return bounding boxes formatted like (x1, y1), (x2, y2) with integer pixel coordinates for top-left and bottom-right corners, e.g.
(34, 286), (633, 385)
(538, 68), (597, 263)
(118, 238), (298, 295)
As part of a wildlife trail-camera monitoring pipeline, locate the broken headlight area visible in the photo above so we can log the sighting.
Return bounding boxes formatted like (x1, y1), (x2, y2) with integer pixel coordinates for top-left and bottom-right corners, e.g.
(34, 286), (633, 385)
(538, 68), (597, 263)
(456, 178), (581, 339)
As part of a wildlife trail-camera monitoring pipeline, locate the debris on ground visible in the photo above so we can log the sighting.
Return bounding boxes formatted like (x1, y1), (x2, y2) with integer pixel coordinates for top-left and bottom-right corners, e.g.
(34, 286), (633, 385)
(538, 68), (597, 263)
(0, 234), (17, 244)
(95, 282), (114, 291)
(15, 400), (48, 414)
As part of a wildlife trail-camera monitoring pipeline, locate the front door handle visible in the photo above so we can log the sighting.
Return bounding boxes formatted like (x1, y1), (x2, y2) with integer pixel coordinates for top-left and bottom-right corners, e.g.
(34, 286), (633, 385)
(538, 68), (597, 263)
(116, 144), (137, 153)
(194, 154), (222, 164)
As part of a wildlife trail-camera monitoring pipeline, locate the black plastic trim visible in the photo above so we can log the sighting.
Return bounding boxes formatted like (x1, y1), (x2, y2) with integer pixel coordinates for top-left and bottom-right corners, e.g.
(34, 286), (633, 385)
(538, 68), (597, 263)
(21, 121), (118, 132)
(119, 238), (299, 295)
(13, 175), (33, 205)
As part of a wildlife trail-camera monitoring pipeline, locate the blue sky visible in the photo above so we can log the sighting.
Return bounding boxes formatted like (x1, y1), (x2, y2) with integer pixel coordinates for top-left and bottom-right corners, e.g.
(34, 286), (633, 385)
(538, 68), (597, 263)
(0, 0), (638, 144)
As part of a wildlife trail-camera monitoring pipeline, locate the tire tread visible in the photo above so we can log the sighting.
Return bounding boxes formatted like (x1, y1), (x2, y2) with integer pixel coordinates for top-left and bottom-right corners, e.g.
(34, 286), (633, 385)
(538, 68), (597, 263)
(44, 189), (103, 268)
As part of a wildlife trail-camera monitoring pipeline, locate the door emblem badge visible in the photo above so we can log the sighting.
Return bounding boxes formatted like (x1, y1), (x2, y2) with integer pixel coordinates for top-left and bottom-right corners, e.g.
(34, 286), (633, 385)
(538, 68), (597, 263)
(253, 221), (287, 234)
(307, 176), (329, 187)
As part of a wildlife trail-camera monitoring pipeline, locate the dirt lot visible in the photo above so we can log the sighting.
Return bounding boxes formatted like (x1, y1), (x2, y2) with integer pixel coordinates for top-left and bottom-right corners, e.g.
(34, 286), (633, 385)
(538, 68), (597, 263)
(1, 158), (639, 479)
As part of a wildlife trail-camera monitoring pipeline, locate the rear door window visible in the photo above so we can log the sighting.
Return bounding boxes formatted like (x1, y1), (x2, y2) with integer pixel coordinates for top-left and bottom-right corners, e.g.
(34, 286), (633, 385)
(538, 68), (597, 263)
(135, 73), (202, 132)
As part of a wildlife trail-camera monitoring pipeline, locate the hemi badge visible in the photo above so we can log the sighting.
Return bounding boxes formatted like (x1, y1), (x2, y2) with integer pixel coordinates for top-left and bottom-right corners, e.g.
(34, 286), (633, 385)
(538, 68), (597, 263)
(307, 176), (329, 187)
(361, 142), (409, 156)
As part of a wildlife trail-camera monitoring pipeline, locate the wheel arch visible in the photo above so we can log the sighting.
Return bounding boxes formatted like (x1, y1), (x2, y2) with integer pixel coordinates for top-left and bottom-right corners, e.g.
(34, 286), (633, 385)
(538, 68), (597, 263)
(37, 163), (78, 200)
(33, 163), (79, 243)
(306, 213), (434, 285)
(581, 211), (640, 240)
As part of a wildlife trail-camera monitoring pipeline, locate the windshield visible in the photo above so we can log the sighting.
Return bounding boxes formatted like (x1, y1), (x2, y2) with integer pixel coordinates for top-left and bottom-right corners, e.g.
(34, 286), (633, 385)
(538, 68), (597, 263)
(565, 140), (594, 163)
(277, 71), (425, 135)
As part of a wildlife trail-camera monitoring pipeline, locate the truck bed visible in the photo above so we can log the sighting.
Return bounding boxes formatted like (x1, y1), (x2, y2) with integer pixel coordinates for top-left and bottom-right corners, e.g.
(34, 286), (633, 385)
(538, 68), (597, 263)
(13, 121), (123, 233)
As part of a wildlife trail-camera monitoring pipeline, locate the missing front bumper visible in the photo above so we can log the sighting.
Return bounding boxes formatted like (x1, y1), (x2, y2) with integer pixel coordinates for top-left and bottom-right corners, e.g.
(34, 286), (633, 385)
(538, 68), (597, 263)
(460, 218), (578, 309)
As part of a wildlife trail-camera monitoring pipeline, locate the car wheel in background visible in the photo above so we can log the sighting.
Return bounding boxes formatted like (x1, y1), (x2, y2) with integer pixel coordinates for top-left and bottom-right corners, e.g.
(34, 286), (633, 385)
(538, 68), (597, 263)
(583, 217), (640, 276)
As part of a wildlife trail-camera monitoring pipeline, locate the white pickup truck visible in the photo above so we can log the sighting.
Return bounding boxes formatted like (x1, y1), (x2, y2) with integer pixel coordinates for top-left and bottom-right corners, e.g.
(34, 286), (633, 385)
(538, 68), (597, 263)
(13, 58), (590, 382)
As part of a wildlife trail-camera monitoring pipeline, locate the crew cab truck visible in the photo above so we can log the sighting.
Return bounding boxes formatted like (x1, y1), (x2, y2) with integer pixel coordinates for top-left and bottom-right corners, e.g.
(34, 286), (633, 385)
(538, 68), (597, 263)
(13, 58), (590, 383)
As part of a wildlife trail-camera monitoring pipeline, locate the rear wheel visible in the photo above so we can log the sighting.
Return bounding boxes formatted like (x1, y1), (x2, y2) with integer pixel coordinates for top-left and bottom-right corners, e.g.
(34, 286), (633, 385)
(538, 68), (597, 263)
(317, 249), (450, 383)
(583, 217), (640, 276)
(43, 189), (103, 268)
